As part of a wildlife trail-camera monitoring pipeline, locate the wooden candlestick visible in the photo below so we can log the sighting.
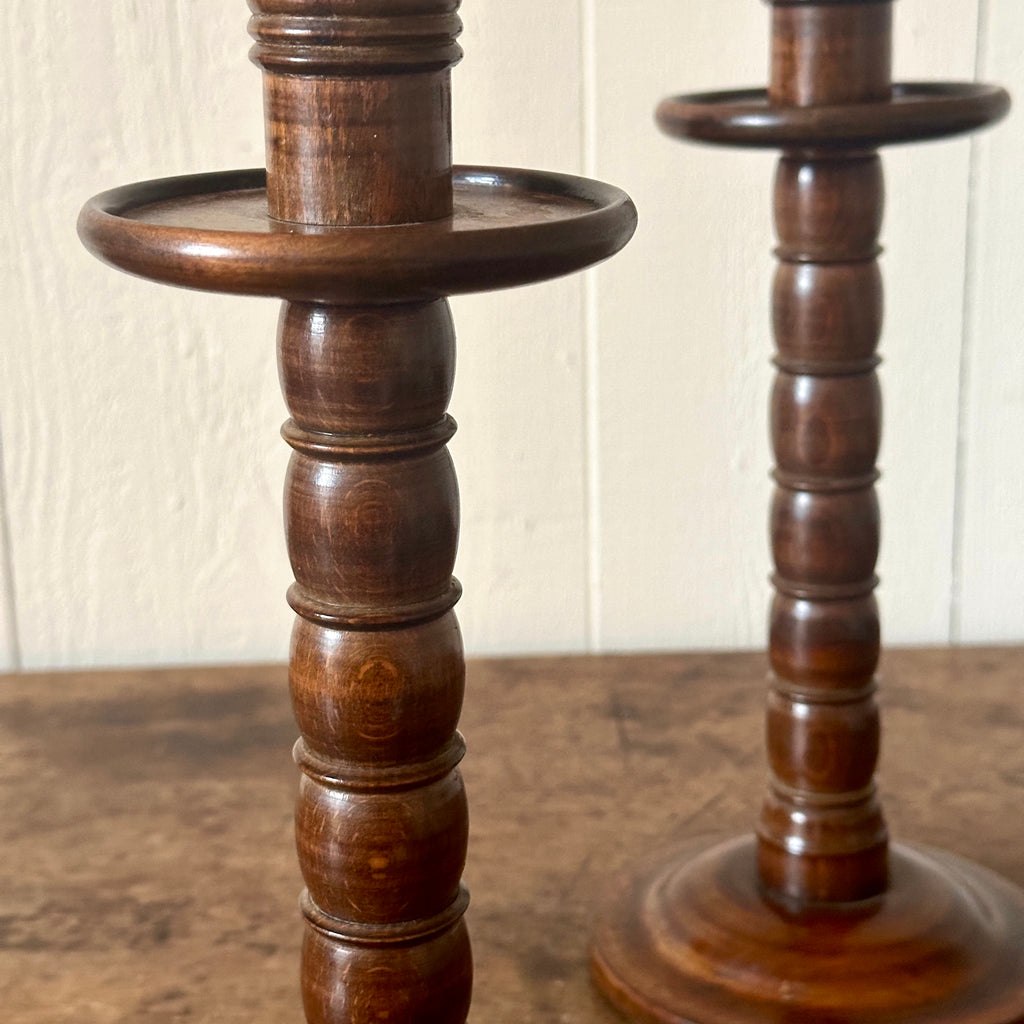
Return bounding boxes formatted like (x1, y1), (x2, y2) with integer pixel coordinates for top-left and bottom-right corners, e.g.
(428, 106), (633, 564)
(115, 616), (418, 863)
(592, 2), (1024, 1022)
(78, 4), (635, 1023)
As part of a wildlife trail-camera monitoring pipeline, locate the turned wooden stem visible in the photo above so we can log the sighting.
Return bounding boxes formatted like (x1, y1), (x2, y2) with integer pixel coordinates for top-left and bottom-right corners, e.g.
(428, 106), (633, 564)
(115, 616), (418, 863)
(758, 0), (891, 908)
(281, 301), (470, 1024)
(80, 4), (636, 1023)
(249, 0), (461, 225)
(591, 4), (1018, 1021)
(251, 3), (472, 1020)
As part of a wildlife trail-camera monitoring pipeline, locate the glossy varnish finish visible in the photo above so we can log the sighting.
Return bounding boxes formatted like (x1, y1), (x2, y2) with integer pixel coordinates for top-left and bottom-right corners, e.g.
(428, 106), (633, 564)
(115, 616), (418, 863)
(592, 2), (1024, 1022)
(279, 298), (471, 1024)
(78, 2), (635, 1023)
(770, 2), (892, 106)
(251, 9), (471, 1020)
(763, 161), (887, 907)
(764, 0), (890, 908)
(248, 0), (462, 225)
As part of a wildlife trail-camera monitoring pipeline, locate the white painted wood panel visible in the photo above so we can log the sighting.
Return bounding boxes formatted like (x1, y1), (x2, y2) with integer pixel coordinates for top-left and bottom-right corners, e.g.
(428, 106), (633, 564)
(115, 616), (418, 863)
(3, 0), (1020, 671)
(955, 0), (1024, 642)
(0, 433), (19, 670)
(0, 0), (587, 669)
(590, 0), (981, 652)
(1, 1), (289, 669)
(451, 2), (589, 655)
(880, 0), (981, 644)
(591, 0), (775, 652)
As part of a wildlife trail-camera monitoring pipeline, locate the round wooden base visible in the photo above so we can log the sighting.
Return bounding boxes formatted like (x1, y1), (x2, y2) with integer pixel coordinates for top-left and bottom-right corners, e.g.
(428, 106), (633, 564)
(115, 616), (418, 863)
(591, 835), (1024, 1024)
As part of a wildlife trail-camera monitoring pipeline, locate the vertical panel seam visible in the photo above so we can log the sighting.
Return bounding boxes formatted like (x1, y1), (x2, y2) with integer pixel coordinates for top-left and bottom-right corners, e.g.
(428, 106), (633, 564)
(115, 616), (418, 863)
(949, 0), (990, 645)
(580, 0), (603, 652)
(0, 427), (23, 670)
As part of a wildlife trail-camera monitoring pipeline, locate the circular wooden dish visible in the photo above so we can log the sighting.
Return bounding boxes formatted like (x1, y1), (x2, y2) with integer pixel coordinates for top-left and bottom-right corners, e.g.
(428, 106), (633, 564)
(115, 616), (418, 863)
(79, 166), (637, 303)
(657, 82), (1010, 149)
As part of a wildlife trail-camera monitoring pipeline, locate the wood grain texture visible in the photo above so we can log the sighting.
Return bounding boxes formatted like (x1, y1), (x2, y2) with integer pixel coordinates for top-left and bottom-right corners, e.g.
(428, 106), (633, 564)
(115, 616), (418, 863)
(277, 298), (471, 1024)
(248, 1), (462, 225)
(770, 2), (892, 106)
(2, 0), (594, 672)
(1, 649), (1022, 1022)
(79, 169), (635, 303)
(77, 4), (636, 1021)
(763, 148), (888, 906)
(592, 4), (1022, 1022)
(590, 0), (989, 653)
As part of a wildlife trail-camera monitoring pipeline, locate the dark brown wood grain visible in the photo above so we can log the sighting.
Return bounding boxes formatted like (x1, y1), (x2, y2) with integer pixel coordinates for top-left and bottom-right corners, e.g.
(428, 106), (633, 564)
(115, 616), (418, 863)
(593, 2), (1023, 1022)
(252, 9), (471, 1019)
(770, 1), (892, 106)
(78, 168), (636, 303)
(77, 2), (635, 1023)
(279, 296), (471, 1022)
(3, 650), (1024, 1023)
(248, 0), (462, 225)
(763, 149), (887, 906)
(278, 295), (471, 1024)
(657, 83), (1009, 150)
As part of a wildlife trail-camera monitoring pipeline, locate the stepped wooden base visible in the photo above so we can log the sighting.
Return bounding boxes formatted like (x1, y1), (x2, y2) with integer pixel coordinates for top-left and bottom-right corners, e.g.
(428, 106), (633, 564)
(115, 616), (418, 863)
(592, 835), (1024, 1024)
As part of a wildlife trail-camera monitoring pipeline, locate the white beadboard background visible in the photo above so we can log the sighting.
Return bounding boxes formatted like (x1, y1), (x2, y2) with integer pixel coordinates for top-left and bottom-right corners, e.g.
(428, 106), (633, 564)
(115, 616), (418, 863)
(0, 0), (1021, 671)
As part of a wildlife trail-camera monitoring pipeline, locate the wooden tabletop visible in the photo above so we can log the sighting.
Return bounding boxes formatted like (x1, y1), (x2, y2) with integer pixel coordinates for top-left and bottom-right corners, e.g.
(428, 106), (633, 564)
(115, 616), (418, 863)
(2, 648), (1022, 1023)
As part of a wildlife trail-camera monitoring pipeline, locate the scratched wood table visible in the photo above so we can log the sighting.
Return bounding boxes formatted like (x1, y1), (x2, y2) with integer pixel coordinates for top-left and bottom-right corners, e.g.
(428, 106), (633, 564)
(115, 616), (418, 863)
(1, 648), (1022, 1023)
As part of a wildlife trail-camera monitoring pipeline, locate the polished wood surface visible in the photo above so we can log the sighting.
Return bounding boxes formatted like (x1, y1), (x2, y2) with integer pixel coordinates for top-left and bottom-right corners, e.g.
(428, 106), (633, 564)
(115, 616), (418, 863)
(2, 649), (1023, 1022)
(759, 6), (892, 905)
(764, 147), (887, 906)
(281, 292), (472, 1024)
(248, 0), (462, 226)
(657, 85), (1009, 149)
(78, 168), (636, 303)
(593, 2), (1021, 1022)
(77, 3), (634, 1022)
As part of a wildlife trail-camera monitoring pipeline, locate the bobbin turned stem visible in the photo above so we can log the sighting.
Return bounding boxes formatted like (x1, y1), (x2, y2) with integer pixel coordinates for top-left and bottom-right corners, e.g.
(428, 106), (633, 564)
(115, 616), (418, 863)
(250, 4), (471, 1021)
(591, 2), (1024, 1021)
(758, 148), (889, 907)
(757, 0), (894, 912)
(280, 300), (470, 1024)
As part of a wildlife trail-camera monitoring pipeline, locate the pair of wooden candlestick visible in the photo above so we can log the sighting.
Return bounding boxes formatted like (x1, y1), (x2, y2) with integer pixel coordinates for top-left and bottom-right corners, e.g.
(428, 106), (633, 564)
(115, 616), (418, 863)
(79, 1), (1022, 1022)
